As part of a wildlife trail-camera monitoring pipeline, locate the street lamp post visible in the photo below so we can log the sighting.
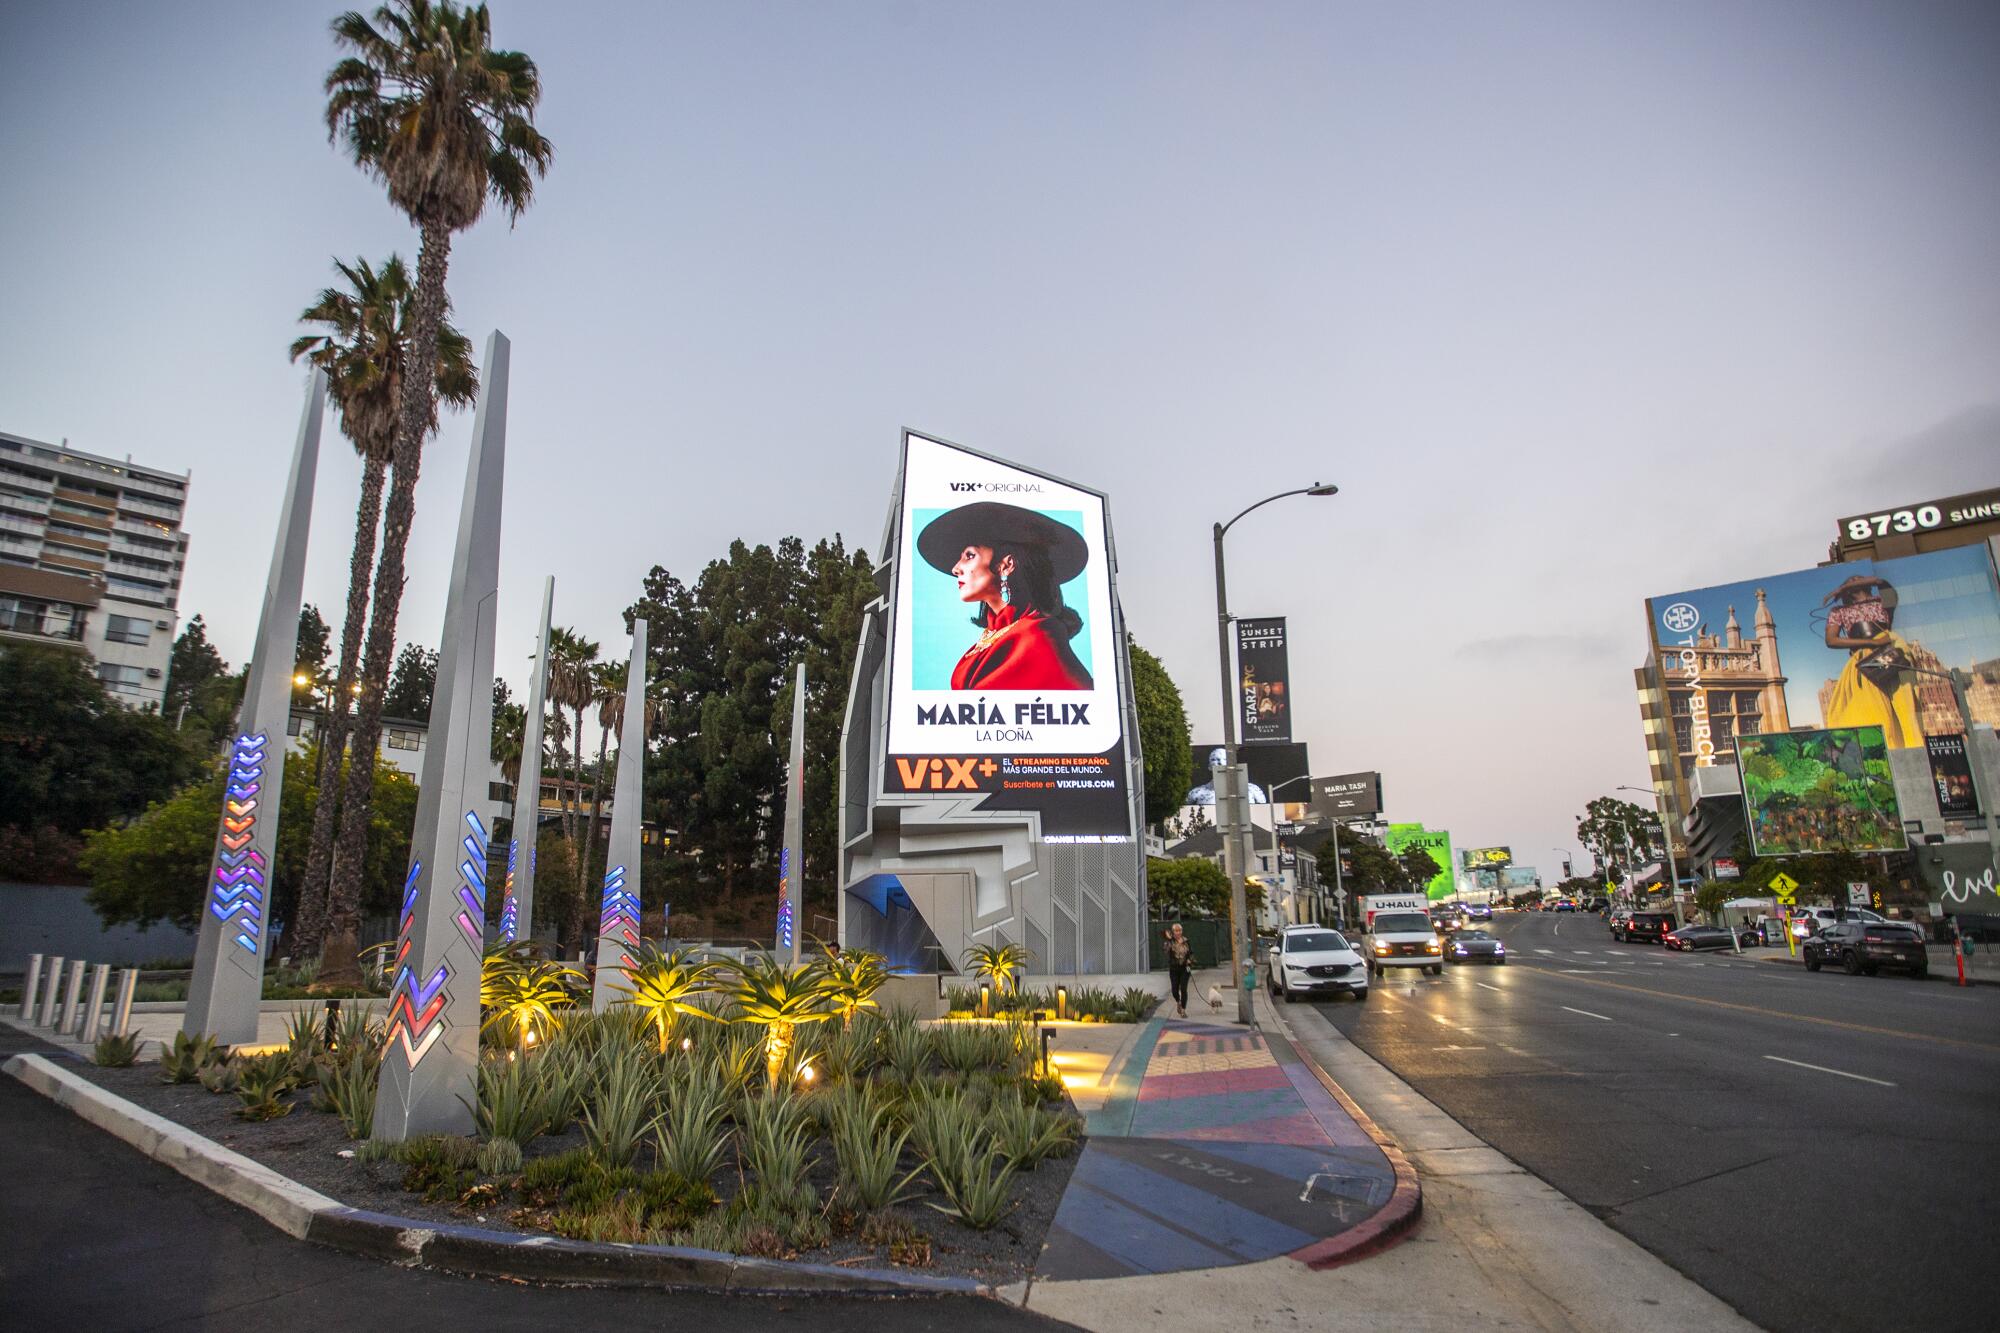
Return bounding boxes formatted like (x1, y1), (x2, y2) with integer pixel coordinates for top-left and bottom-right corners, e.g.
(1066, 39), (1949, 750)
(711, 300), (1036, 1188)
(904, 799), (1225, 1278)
(1213, 483), (1339, 1024)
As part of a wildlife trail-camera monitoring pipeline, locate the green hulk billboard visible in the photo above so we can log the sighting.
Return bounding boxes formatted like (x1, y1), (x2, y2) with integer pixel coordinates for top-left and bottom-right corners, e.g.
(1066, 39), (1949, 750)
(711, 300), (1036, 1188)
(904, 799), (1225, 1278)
(1737, 726), (1906, 856)
(1386, 822), (1455, 900)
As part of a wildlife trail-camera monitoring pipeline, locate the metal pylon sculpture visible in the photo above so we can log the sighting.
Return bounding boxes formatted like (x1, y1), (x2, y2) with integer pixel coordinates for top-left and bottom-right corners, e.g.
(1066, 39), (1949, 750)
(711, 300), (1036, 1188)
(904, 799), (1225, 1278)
(184, 371), (325, 1044)
(591, 619), (650, 1012)
(372, 331), (509, 1140)
(778, 660), (806, 966)
(499, 574), (553, 944)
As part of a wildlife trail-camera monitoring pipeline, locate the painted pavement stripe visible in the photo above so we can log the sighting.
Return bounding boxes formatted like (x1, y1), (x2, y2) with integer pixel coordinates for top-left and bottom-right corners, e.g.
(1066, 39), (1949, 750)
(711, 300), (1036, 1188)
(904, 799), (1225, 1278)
(1137, 1064), (1294, 1101)
(1041, 1173), (1240, 1279)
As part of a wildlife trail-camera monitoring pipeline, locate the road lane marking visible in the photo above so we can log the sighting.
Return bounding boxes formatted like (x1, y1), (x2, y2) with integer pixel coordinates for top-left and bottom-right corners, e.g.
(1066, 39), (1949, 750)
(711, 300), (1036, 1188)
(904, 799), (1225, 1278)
(1763, 1055), (1896, 1088)
(1535, 949), (1556, 955)
(1562, 1006), (1613, 1021)
(1476, 982), (1503, 992)
(1498, 967), (2000, 1052)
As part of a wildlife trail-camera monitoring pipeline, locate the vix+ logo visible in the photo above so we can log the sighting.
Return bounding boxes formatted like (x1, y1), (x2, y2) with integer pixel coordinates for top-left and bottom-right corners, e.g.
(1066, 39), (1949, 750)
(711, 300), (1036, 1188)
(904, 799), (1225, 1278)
(210, 733), (268, 956)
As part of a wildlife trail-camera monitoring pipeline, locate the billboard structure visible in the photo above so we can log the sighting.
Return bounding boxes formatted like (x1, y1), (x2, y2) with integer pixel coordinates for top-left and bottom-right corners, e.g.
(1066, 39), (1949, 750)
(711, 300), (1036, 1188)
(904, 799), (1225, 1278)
(1737, 726), (1906, 856)
(1462, 846), (1512, 868)
(1236, 617), (1291, 744)
(1643, 544), (2000, 828)
(1385, 822), (1454, 900)
(840, 431), (1145, 976)
(1310, 771), (1382, 821)
(1185, 741), (1311, 810)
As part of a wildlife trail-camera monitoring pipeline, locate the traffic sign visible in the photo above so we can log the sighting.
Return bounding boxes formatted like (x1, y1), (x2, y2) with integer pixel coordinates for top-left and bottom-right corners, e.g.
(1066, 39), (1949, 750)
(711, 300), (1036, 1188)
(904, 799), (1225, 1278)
(1770, 870), (1799, 905)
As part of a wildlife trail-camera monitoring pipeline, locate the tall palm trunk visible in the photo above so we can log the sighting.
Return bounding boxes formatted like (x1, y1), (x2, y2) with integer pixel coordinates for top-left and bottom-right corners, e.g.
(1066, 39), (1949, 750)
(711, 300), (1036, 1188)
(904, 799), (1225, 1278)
(293, 452), (386, 961)
(322, 222), (453, 985)
(583, 723), (609, 875)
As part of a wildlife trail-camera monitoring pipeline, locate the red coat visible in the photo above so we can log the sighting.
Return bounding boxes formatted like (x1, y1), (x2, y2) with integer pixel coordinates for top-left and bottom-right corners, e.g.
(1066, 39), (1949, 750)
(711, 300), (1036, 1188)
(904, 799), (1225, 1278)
(951, 605), (1094, 691)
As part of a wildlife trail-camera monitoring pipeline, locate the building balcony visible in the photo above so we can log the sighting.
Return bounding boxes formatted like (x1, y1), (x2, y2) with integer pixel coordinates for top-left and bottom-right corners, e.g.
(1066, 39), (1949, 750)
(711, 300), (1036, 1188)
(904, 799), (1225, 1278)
(0, 609), (88, 646)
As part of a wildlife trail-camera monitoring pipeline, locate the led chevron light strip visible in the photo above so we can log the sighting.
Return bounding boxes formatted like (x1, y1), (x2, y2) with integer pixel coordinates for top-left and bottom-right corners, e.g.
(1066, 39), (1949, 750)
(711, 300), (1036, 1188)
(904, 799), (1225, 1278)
(380, 858), (451, 1070)
(776, 847), (795, 950)
(599, 864), (640, 970)
(498, 838), (520, 943)
(455, 810), (489, 949)
(209, 733), (269, 955)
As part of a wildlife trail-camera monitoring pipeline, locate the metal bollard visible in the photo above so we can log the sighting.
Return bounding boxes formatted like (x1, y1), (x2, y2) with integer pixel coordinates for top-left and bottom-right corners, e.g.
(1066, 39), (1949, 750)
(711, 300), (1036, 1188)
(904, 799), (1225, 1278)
(80, 964), (112, 1040)
(110, 968), (138, 1039)
(20, 954), (42, 1021)
(56, 960), (87, 1035)
(38, 956), (65, 1026)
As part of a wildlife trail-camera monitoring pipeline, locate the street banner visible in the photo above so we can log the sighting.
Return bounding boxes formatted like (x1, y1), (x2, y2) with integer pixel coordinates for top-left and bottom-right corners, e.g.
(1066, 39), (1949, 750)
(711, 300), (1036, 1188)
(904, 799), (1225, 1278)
(1236, 617), (1292, 744)
(1309, 771), (1382, 821)
(1926, 733), (1980, 818)
(883, 433), (1130, 841)
(1738, 726), (1907, 856)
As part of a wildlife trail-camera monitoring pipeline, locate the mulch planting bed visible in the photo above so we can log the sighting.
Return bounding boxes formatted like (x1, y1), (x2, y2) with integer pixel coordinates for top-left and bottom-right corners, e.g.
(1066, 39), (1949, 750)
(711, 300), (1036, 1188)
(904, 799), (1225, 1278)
(64, 1057), (1079, 1286)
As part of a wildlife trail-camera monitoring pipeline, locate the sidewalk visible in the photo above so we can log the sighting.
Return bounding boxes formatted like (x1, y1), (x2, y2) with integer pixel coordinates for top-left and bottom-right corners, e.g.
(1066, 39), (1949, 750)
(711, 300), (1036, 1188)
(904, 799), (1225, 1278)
(1744, 939), (1998, 984)
(1029, 1003), (1412, 1284)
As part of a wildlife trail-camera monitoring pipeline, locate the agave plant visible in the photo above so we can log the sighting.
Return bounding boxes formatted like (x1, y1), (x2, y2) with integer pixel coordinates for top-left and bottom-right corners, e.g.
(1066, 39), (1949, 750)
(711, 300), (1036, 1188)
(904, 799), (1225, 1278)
(613, 943), (724, 1052)
(961, 941), (1032, 996)
(158, 1031), (219, 1085)
(821, 950), (890, 1028)
(718, 954), (840, 1091)
(480, 943), (580, 1049)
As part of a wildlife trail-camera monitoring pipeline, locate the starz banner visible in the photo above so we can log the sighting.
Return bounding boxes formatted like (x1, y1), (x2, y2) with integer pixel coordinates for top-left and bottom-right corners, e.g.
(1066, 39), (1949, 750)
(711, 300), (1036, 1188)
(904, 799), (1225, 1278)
(883, 432), (1131, 841)
(1925, 733), (1979, 819)
(1236, 617), (1292, 743)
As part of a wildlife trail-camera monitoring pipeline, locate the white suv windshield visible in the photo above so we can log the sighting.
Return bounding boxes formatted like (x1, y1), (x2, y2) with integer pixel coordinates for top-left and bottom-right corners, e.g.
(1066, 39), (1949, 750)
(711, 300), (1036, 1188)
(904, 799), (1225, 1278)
(1372, 912), (1431, 933)
(1286, 931), (1348, 953)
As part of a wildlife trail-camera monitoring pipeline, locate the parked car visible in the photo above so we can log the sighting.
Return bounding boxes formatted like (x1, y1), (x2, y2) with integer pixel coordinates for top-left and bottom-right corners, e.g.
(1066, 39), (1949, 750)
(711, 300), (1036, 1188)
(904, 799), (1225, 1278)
(1787, 906), (1887, 940)
(1445, 929), (1507, 965)
(1366, 909), (1447, 976)
(1615, 911), (1676, 944)
(1268, 925), (1370, 1002)
(1664, 924), (1755, 952)
(1803, 921), (1928, 977)
(1607, 907), (1633, 936)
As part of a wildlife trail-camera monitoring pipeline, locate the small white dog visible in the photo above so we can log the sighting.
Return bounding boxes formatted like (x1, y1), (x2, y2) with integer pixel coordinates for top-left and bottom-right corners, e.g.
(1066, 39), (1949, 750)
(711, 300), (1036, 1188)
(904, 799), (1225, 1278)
(1205, 984), (1224, 1013)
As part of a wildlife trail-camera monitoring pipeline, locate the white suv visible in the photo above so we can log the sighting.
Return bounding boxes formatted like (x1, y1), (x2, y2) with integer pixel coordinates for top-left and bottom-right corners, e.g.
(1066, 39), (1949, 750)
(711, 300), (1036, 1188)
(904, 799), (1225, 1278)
(1788, 906), (1886, 939)
(1367, 909), (1446, 976)
(1267, 925), (1369, 1003)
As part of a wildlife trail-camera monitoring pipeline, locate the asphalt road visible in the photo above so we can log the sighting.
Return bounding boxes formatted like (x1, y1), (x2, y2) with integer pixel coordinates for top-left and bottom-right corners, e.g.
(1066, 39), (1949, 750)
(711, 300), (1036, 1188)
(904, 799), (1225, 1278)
(0, 1032), (1069, 1332)
(1294, 910), (2000, 1333)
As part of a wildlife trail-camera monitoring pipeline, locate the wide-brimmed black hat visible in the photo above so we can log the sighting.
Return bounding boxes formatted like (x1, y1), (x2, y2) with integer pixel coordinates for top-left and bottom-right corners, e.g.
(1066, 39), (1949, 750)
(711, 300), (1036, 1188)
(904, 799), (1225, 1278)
(917, 502), (1089, 584)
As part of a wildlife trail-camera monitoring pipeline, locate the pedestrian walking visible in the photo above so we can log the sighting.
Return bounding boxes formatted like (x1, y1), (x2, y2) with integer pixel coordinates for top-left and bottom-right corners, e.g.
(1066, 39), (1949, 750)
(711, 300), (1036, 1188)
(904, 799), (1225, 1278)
(1164, 923), (1193, 1018)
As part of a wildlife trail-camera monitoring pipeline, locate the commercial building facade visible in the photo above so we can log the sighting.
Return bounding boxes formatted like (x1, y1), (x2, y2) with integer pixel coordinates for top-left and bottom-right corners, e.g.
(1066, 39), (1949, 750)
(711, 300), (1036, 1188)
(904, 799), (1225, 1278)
(0, 429), (191, 708)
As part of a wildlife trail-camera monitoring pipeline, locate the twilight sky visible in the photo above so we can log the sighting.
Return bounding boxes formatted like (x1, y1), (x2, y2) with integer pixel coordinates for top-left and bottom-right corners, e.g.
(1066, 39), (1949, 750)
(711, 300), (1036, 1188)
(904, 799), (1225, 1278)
(4, 1), (1996, 879)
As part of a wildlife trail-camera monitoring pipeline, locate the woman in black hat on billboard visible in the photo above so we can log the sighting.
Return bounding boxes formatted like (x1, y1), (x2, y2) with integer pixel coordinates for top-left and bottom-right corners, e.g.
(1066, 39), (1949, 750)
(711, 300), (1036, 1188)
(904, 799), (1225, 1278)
(917, 501), (1094, 691)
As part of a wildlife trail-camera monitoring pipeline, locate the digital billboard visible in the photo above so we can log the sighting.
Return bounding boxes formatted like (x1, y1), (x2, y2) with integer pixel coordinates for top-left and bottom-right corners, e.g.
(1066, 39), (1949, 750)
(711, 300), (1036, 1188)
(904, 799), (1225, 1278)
(1737, 726), (1906, 856)
(1463, 846), (1513, 868)
(1500, 866), (1539, 889)
(883, 433), (1130, 841)
(1310, 771), (1383, 820)
(1645, 545), (2000, 761)
(1185, 741), (1311, 807)
(1236, 617), (1292, 744)
(1385, 822), (1454, 900)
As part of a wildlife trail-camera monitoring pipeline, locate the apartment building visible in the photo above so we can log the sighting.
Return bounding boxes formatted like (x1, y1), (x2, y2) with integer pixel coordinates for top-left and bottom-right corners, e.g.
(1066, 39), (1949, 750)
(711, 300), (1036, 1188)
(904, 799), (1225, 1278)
(0, 429), (191, 708)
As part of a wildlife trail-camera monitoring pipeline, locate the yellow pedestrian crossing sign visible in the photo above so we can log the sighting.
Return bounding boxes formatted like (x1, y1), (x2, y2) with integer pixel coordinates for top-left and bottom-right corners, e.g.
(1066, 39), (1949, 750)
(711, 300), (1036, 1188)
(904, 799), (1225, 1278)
(1770, 870), (1799, 904)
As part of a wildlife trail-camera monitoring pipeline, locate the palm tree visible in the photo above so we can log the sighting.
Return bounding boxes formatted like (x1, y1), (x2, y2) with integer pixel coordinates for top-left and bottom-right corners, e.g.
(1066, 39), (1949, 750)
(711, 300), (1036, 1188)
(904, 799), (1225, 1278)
(614, 943), (724, 1052)
(319, 0), (553, 984)
(285, 255), (476, 961)
(581, 660), (661, 897)
(962, 942), (1033, 997)
(821, 950), (889, 1028)
(541, 627), (597, 950)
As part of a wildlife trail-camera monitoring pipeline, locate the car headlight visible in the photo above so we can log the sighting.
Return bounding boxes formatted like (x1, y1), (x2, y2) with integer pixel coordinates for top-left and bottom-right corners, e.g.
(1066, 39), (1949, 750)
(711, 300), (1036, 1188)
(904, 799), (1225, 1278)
(1426, 942), (1442, 953)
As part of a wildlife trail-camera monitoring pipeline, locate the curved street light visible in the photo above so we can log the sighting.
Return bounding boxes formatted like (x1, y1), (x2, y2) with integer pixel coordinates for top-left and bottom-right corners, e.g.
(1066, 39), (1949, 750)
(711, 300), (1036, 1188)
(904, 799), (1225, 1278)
(1213, 483), (1340, 1024)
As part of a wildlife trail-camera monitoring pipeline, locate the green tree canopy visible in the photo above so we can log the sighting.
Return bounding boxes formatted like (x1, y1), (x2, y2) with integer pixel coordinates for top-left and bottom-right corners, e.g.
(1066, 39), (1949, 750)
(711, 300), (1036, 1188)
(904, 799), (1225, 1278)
(1129, 639), (1193, 827)
(1575, 795), (1662, 877)
(1146, 856), (1231, 917)
(80, 750), (419, 937)
(383, 642), (437, 721)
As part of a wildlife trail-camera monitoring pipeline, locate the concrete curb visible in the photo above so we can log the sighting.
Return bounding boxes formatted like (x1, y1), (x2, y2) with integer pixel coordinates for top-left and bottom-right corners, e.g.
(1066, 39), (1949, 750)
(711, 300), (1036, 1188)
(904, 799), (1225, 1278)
(2, 1053), (992, 1298)
(1252, 991), (1424, 1270)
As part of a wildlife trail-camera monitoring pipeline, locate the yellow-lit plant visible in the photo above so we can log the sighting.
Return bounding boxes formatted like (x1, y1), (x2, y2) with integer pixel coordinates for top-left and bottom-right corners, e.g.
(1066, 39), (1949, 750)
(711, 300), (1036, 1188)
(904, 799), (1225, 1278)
(480, 943), (580, 1049)
(821, 950), (890, 1029)
(962, 941), (1032, 997)
(719, 954), (839, 1091)
(614, 943), (725, 1052)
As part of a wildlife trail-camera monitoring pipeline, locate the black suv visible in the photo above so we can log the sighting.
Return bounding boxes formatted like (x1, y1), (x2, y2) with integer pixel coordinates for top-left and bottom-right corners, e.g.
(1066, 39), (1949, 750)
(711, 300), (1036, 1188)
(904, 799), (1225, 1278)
(1615, 911), (1675, 944)
(1803, 921), (1929, 978)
